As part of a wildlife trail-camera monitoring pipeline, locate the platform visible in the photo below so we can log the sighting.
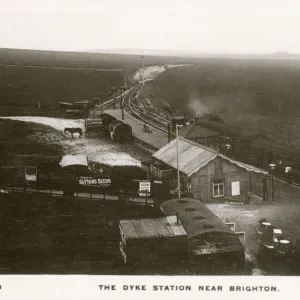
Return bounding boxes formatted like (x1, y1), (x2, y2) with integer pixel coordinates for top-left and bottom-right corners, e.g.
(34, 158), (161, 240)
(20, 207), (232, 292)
(104, 109), (170, 152)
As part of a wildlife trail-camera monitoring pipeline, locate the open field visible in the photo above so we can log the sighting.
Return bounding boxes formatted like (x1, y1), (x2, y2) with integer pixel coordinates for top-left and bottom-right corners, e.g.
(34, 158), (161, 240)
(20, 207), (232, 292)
(0, 192), (163, 274)
(0, 192), (251, 275)
(0, 65), (124, 112)
(146, 60), (300, 144)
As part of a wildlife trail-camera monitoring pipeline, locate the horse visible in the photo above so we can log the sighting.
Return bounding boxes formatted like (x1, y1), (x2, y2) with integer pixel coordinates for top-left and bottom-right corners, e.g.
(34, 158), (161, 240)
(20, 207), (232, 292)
(64, 127), (83, 139)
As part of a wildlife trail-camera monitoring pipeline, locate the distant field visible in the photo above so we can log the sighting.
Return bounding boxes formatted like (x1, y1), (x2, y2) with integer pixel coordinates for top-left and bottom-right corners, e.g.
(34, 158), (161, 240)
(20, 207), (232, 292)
(0, 48), (212, 115)
(0, 48), (212, 70)
(0, 65), (124, 111)
(146, 60), (300, 143)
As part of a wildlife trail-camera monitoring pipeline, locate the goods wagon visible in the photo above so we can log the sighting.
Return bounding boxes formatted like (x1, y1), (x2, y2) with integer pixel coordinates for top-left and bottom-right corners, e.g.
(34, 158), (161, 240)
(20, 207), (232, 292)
(59, 102), (72, 111)
(109, 120), (132, 143)
(161, 198), (246, 271)
(100, 113), (117, 128)
(85, 119), (103, 132)
(75, 100), (94, 109)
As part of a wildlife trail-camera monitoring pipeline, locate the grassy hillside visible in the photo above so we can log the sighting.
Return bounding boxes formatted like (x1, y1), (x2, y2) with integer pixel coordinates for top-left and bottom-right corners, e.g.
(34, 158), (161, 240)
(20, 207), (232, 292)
(0, 119), (65, 169)
(146, 59), (300, 143)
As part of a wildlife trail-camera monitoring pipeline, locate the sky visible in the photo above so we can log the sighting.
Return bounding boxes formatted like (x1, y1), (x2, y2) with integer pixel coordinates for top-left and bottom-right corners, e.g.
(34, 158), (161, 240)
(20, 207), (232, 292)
(0, 0), (300, 54)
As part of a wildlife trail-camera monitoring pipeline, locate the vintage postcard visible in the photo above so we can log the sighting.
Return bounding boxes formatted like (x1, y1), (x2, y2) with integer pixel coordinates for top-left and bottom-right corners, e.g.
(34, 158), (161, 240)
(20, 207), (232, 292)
(0, 0), (299, 299)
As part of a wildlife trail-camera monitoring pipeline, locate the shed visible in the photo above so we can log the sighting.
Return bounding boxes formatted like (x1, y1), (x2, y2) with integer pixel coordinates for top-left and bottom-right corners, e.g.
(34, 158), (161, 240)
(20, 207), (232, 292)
(160, 198), (245, 266)
(59, 154), (89, 175)
(119, 216), (188, 265)
(59, 154), (88, 169)
(59, 154), (89, 194)
(179, 120), (222, 148)
(152, 137), (268, 202)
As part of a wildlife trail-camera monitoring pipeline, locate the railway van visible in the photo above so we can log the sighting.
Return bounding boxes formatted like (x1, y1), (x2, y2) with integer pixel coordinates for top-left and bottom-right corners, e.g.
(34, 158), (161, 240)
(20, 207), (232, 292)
(109, 120), (132, 143)
(100, 113), (117, 128)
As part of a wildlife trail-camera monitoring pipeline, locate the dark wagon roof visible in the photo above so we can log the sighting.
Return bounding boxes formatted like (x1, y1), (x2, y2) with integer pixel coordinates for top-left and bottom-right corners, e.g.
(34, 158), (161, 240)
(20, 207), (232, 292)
(161, 198), (236, 239)
(115, 123), (132, 130)
(109, 119), (124, 128)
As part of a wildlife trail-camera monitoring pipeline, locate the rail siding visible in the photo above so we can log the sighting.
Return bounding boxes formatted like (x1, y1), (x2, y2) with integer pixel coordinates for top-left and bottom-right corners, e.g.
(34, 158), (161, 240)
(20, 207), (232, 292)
(104, 109), (170, 150)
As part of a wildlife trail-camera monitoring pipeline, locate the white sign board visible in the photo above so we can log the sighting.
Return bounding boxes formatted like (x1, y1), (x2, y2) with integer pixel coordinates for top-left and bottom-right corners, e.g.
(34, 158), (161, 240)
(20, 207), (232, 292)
(231, 181), (240, 196)
(25, 166), (37, 182)
(139, 181), (151, 197)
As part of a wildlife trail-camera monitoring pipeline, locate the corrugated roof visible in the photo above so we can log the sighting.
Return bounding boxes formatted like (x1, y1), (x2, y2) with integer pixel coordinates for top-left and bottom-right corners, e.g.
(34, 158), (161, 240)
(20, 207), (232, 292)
(120, 216), (187, 240)
(179, 122), (221, 139)
(59, 154), (88, 168)
(153, 137), (268, 176)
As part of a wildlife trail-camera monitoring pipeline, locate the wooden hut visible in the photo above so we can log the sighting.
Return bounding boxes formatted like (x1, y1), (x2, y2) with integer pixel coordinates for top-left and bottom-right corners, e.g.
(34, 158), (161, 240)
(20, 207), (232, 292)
(119, 215), (188, 266)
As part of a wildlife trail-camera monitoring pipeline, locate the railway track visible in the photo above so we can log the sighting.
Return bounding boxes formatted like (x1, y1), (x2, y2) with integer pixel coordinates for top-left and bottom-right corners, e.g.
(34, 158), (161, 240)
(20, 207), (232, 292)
(122, 84), (171, 133)
(90, 87), (133, 118)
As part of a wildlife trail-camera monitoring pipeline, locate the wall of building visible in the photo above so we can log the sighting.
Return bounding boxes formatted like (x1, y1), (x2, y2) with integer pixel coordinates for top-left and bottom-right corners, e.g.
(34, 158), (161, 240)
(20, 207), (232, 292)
(190, 156), (265, 202)
(122, 235), (188, 266)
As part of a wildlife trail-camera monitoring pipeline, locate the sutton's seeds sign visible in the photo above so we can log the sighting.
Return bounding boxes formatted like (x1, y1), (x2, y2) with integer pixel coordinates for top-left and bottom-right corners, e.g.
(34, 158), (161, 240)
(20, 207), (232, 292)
(78, 176), (111, 187)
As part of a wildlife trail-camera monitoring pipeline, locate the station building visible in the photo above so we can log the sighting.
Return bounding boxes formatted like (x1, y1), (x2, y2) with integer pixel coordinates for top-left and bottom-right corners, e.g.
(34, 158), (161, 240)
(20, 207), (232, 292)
(151, 137), (268, 203)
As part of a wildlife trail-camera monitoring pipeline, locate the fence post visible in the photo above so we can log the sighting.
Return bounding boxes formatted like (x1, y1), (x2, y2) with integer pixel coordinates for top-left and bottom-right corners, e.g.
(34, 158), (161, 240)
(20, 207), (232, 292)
(49, 172), (52, 195)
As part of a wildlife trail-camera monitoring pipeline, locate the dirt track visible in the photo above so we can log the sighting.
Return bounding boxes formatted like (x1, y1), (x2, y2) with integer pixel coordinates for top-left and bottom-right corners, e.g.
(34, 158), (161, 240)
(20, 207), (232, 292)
(207, 181), (300, 276)
(0, 116), (149, 166)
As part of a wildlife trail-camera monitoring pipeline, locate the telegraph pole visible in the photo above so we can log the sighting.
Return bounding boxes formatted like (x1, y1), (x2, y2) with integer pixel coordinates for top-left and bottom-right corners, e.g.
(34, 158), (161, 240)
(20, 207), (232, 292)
(121, 91), (124, 120)
(123, 69), (127, 88)
(176, 124), (181, 198)
(141, 56), (145, 86)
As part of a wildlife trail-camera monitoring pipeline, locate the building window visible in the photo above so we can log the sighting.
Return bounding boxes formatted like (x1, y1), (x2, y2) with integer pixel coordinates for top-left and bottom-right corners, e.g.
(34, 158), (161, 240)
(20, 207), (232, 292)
(213, 179), (224, 197)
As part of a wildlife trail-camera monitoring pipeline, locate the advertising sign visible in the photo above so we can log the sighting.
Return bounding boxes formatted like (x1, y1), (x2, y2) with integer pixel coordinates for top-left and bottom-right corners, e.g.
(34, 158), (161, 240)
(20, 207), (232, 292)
(25, 166), (37, 182)
(139, 180), (151, 197)
(78, 176), (111, 188)
(231, 181), (240, 196)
